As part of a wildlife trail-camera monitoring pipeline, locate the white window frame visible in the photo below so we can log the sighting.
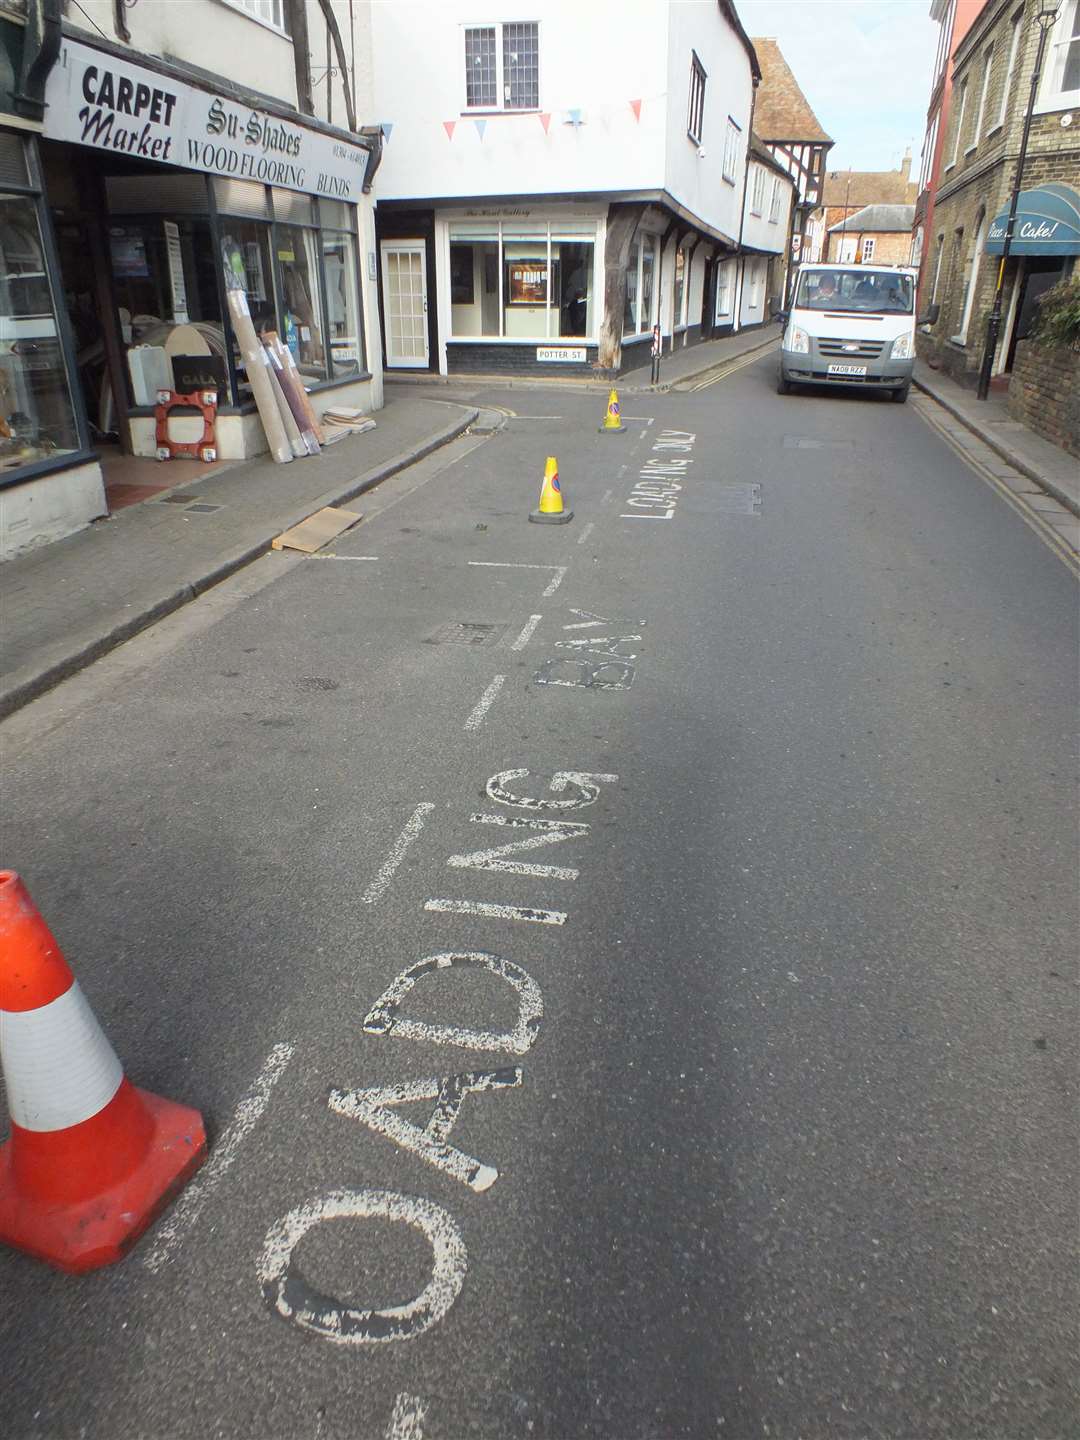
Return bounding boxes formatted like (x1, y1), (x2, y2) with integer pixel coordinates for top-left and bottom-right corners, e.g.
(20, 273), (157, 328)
(972, 44), (994, 146)
(861, 237), (876, 262)
(933, 0), (957, 87)
(722, 117), (741, 184)
(623, 232), (659, 337)
(769, 176), (782, 224)
(1037, 0), (1080, 113)
(946, 77), (967, 168)
(716, 262), (733, 319)
(930, 232), (945, 304)
(687, 51), (707, 145)
(994, 9), (1023, 130)
(461, 20), (542, 113)
(750, 165), (766, 216)
(952, 212), (985, 345)
(219, 0), (290, 37)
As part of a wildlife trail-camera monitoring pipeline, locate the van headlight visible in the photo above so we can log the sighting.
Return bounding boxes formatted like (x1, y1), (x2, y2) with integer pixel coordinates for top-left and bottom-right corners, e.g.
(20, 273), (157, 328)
(891, 331), (913, 359)
(786, 326), (810, 354)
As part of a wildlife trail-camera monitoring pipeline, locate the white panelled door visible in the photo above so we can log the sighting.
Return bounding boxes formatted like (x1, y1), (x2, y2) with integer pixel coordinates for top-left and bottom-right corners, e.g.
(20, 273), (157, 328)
(381, 241), (429, 368)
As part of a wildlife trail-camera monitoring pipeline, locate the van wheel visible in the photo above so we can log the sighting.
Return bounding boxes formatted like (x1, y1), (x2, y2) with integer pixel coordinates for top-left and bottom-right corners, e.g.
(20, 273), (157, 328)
(777, 373), (793, 395)
(892, 382), (910, 404)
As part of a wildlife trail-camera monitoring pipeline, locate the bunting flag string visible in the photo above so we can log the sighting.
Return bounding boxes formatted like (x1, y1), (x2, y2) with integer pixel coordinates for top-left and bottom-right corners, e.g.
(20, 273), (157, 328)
(437, 91), (665, 139)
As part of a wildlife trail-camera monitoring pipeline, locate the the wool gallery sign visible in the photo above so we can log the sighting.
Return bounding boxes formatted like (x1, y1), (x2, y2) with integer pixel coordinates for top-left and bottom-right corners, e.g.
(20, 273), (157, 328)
(44, 39), (368, 202)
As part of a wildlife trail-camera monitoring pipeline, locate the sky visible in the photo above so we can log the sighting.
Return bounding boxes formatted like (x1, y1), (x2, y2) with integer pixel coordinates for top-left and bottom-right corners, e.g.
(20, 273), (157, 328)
(734, 0), (940, 174)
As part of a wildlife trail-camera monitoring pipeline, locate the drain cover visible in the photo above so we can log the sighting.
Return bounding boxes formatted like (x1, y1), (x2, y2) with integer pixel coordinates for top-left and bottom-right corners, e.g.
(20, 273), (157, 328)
(428, 621), (507, 646)
(297, 677), (340, 692)
(186, 502), (223, 513)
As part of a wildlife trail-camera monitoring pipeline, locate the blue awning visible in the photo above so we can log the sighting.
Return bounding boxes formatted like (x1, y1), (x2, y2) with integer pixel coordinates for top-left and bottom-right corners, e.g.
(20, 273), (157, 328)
(985, 184), (1080, 256)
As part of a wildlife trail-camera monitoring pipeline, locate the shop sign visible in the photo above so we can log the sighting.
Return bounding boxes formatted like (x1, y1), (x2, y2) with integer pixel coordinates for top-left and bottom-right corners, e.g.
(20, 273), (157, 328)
(985, 184), (1080, 257)
(537, 347), (586, 363)
(43, 39), (368, 203)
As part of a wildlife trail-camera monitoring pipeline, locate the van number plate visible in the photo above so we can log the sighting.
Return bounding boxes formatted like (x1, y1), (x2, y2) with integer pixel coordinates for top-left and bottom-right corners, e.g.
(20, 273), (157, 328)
(827, 364), (867, 377)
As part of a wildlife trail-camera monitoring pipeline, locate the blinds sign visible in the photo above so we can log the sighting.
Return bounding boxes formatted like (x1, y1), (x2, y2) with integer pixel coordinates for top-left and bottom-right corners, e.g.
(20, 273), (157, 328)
(44, 39), (368, 202)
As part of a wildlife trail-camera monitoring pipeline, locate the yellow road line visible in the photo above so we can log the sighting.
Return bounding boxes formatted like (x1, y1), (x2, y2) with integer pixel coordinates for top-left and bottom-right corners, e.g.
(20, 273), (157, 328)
(913, 397), (1080, 579)
(687, 342), (778, 392)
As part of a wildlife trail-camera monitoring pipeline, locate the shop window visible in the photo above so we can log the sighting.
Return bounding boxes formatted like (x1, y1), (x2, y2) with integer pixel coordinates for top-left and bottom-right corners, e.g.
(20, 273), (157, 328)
(449, 220), (594, 339)
(0, 193), (80, 469)
(623, 233), (658, 337)
(322, 230), (364, 376)
(275, 222), (327, 381)
(673, 245), (686, 327)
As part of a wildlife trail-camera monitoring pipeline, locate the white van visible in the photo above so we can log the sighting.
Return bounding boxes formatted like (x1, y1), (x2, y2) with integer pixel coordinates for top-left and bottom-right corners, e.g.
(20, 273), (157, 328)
(777, 264), (916, 403)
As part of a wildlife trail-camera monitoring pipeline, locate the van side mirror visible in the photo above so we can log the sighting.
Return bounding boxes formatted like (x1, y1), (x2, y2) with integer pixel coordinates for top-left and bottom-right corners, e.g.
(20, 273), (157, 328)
(918, 302), (940, 326)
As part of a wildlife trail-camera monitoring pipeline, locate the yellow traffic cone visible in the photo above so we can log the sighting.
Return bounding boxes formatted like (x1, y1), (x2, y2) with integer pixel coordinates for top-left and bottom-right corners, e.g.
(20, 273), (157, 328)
(529, 456), (574, 525)
(599, 388), (625, 434)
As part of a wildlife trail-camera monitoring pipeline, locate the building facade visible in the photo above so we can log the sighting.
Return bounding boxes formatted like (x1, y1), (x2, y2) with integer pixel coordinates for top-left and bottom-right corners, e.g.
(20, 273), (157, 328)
(1, 0), (383, 559)
(912, 0), (990, 303)
(917, 0), (1080, 387)
(816, 156), (918, 265)
(713, 137), (795, 335)
(370, 0), (761, 378)
(825, 203), (918, 265)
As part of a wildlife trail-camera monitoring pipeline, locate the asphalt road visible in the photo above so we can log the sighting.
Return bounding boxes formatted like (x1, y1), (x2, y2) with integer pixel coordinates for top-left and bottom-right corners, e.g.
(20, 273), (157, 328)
(1, 354), (1077, 1440)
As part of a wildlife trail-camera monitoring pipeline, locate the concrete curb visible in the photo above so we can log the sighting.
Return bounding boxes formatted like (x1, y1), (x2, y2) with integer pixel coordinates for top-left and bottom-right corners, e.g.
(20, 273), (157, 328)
(649, 333), (780, 393)
(0, 408), (479, 721)
(913, 375), (1080, 519)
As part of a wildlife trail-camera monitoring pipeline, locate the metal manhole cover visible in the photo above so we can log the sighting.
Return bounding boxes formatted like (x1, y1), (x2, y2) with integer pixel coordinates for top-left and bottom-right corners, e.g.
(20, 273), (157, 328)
(185, 502), (223, 513)
(428, 621), (507, 646)
(297, 677), (340, 692)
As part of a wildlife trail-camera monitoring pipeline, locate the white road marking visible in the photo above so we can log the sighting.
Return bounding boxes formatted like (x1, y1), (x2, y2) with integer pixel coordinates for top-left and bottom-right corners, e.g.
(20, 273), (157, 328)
(639, 429), (649, 440)
(601, 488), (613, 503)
(509, 614), (543, 651)
(507, 414), (563, 420)
(144, 1041), (295, 1272)
(467, 560), (568, 597)
(689, 347), (773, 391)
(312, 554), (380, 561)
(258, 1188), (466, 1344)
(446, 814), (588, 880)
(620, 511), (673, 520)
(464, 675), (506, 731)
(620, 416), (654, 423)
(361, 803), (436, 905)
(424, 898), (567, 925)
(364, 950), (544, 1054)
(576, 521), (596, 546)
(329, 1068), (522, 1193)
(486, 768), (619, 811)
(386, 1394), (427, 1440)
(563, 608), (646, 630)
(541, 567), (568, 597)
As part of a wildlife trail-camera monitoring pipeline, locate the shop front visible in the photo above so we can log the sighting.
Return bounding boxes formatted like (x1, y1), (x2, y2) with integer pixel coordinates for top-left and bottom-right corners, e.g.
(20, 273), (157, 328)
(38, 36), (378, 465)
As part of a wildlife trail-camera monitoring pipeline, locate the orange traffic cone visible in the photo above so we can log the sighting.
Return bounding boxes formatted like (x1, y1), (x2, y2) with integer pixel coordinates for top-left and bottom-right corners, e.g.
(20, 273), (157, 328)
(599, 388), (625, 433)
(0, 871), (207, 1273)
(529, 455), (574, 524)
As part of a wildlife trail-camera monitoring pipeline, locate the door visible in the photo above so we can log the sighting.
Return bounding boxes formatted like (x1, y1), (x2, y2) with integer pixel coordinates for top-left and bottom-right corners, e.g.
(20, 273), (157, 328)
(380, 241), (429, 369)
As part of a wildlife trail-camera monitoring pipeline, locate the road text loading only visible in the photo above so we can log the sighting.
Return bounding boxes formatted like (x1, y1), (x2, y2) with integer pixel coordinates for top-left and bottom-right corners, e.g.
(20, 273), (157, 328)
(257, 766), (621, 1347)
(622, 429), (696, 520)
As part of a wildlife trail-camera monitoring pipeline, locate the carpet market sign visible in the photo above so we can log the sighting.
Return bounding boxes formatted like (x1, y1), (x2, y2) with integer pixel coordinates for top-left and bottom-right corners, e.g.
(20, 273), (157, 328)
(44, 39), (367, 202)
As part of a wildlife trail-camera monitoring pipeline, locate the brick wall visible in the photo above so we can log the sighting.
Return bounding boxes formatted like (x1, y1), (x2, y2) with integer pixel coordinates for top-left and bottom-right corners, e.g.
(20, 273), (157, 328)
(447, 343), (599, 377)
(1007, 340), (1080, 459)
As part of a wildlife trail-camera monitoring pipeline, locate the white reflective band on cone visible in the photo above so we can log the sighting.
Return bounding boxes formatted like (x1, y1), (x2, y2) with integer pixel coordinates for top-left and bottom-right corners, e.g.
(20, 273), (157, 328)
(0, 982), (124, 1131)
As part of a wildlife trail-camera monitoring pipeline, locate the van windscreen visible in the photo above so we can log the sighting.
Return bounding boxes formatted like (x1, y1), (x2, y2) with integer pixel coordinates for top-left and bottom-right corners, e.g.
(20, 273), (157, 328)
(796, 270), (914, 314)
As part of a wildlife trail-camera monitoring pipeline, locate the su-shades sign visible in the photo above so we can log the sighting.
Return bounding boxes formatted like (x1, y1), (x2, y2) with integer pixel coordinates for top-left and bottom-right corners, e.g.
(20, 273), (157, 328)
(43, 39), (367, 202)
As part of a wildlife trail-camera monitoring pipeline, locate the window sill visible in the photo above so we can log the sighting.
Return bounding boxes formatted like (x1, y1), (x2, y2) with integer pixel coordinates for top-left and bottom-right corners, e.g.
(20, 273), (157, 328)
(722, 174), (736, 186)
(460, 108), (541, 117)
(948, 335), (968, 349)
(750, 209), (762, 218)
(1033, 93), (1080, 115)
(984, 122), (1003, 138)
(687, 131), (703, 147)
(964, 144), (978, 156)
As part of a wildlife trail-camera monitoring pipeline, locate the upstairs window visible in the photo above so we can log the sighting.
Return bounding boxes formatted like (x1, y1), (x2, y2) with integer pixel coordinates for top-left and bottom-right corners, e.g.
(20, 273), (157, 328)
(995, 9), (1023, 130)
(464, 21), (540, 111)
(687, 52), (707, 144)
(223, 0), (290, 34)
(947, 78), (967, 167)
(769, 175), (783, 223)
(1040, 0), (1080, 111)
(972, 44), (994, 147)
(722, 117), (741, 183)
(750, 165), (766, 215)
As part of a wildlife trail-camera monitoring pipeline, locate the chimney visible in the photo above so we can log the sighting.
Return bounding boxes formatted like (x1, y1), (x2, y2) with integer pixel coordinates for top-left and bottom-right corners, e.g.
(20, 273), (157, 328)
(900, 146), (912, 179)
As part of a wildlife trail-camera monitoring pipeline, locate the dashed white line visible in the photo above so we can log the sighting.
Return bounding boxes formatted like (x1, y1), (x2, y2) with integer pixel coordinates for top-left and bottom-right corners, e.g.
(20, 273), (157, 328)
(361, 803), (436, 905)
(424, 898), (568, 925)
(542, 566), (568, 597)
(576, 521), (596, 546)
(509, 614), (543, 651)
(314, 554), (380, 561)
(601, 488), (614, 503)
(386, 1393), (427, 1440)
(464, 675), (506, 731)
(143, 1041), (295, 1272)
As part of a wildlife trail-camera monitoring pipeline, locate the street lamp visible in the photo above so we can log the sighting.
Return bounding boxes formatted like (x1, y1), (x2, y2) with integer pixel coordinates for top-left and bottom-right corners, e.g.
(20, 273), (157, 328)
(976, 0), (1060, 400)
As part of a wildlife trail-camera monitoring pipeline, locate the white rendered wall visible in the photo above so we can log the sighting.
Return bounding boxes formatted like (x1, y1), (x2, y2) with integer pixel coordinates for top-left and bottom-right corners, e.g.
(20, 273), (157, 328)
(372, 2), (671, 201)
(663, 2), (753, 244)
(0, 461), (106, 562)
(741, 166), (794, 255)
